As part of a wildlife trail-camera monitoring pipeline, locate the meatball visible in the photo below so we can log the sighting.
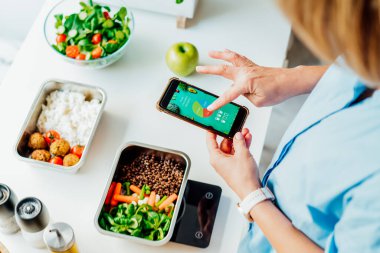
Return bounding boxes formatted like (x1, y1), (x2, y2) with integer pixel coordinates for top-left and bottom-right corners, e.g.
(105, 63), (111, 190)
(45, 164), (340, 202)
(31, 149), (51, 162)
(50, 139), (70, 156)
(28, 132), (47, 150)
(63, 154), (80, 167)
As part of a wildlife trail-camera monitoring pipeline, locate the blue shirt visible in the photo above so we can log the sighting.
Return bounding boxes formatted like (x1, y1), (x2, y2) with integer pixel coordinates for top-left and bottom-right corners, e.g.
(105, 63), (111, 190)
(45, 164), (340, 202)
(238, 62), (380, 252)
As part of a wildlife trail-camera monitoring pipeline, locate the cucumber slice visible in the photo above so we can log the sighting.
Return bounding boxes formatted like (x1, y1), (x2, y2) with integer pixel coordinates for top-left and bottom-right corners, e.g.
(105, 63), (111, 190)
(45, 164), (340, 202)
(115, 31), (125, 41)
(68, 29), (78, 38)
(79, 11), (87, 20)
(102, 19), (114, 29)
(57, 25), (65, 34)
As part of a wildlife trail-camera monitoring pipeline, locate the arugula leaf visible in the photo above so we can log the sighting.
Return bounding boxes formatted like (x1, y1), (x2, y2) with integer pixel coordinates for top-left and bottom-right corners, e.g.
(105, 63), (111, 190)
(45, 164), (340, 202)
(104, 42), (119, 54)
(125, 203), (135, 217)
(64, 14), (75, 30)
(130, 228), (142, 237)
(114, 7), (127, 26)
(114, 216), (128, 225)
(98, 216), (107, 230)
(128, 217), (139, 229)
(52, 43), (66, 54)
(143, 219), (155, 230)
(147, 211), (160, 228)
(81, 43), (95, 52)
(104, 213), (115, 226)
(103, 29), (114, 40)
(80, 2), (93, 13)
(157, 228), (165, 240)
(162, 219), (171, 233)
(90, 17), (99, 31)
(145, 230), (157, 240)
(54, 14), (63, 29)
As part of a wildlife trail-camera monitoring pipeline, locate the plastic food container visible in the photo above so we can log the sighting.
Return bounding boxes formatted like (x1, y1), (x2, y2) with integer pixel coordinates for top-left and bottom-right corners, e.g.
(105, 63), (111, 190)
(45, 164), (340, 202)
(14, 79), (106, 174)
(94, 142), (191, 246)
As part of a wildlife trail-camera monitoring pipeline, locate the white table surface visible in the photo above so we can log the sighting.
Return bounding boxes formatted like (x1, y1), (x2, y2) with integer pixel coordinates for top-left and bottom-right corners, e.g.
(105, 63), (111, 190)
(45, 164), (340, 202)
(0, 0), (290, 252)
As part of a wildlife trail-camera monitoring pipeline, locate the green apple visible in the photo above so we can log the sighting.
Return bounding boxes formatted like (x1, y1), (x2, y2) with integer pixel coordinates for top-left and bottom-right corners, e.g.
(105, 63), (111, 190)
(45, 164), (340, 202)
(166, 42), (199, 76)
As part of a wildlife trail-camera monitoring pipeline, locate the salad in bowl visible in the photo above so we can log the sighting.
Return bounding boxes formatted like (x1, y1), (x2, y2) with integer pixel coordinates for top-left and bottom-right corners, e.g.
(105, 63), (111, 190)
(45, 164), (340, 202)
(44, 0), (134, 68)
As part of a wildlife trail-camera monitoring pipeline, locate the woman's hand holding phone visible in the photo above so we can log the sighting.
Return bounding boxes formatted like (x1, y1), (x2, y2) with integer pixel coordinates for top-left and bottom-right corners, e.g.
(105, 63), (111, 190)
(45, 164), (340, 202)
(196, 49), (329, 111)
(206, 128), (261, 201)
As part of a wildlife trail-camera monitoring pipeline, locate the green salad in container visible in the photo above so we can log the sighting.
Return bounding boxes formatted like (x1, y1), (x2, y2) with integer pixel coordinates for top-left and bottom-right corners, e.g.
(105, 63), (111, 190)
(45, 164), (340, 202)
(98, 182), (177, 241)
(52, 0), (131, 60)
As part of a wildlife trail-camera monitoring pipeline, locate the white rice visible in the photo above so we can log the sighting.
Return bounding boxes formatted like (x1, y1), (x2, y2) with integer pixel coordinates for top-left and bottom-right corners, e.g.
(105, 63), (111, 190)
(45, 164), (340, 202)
(37, 90), (101, 146)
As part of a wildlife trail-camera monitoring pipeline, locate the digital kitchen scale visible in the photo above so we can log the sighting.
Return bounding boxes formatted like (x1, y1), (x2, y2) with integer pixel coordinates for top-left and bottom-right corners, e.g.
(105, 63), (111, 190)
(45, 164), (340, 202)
(170, 180), (222, 248)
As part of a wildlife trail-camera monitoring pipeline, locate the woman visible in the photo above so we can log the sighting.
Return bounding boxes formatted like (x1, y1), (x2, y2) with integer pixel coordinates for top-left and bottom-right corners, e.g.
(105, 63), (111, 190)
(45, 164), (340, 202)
(196, 0), (380, 252)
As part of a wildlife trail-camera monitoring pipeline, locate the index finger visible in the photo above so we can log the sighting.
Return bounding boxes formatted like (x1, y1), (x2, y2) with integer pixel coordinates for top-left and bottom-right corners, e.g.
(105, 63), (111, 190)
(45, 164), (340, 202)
(207, 85), (242, 111)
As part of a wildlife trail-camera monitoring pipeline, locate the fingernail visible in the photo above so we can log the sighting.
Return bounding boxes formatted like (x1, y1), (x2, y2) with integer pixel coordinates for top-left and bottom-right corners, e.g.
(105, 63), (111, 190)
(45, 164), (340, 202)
(235, 132), (243, 140)
(207, 104), (215, 111)
(196, 66), (204, 72)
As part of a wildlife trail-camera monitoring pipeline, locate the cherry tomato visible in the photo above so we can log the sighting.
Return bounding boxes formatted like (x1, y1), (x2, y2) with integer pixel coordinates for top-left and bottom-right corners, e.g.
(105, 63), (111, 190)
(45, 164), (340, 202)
(76, 53), (86, 60)
(49, 156), (63, 166)
(220, 138), (233, 154)
(91, 47), (103, 59)
(56, 34), (67, 44)
(91, 33), (102, 44)
(44, 130), (61, 146)
(66, 45), (80, 58)
(71, 145), (84, 159)
(103, 11), (110, 19)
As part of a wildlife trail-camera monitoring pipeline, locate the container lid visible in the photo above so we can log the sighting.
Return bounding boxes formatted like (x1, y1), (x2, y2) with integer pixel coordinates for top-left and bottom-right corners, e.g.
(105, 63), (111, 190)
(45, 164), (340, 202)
(0, 184), (17, 219)
(43, 222), (75, 252)
(15, 197), (49, 232)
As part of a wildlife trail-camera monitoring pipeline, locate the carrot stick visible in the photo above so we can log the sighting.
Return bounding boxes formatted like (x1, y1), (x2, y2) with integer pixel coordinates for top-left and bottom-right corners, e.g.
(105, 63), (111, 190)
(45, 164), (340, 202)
(130, 185), (141, 195)
(148, 191), (156, 207)
(114, 195), (138, 204)
(158, 194), (177, 211)
(105, 182), (116, 205)
(111, 183), (122, 206)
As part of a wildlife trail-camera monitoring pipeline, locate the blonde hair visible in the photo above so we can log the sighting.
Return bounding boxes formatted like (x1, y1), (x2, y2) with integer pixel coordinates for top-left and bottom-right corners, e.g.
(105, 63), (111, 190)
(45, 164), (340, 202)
(278, 0), (380, 85)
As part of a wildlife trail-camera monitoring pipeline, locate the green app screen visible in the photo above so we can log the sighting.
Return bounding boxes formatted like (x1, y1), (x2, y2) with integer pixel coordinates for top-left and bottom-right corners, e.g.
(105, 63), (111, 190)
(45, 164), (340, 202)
(166, 82), (240, 134)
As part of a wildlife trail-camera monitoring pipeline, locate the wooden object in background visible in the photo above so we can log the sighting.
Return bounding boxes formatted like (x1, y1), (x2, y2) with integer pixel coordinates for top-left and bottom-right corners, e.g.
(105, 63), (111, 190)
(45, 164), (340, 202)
(176, 16), (187, 29)
(124, 0), (199, 28)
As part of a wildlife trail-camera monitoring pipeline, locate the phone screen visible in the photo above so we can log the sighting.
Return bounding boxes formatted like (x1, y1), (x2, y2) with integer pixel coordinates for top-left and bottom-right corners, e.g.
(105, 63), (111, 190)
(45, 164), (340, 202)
(165, 82), (240, 135)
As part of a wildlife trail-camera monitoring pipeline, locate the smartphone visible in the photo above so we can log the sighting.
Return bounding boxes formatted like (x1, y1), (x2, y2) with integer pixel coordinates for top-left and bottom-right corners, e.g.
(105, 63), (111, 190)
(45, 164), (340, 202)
(157, 78), (249, 139)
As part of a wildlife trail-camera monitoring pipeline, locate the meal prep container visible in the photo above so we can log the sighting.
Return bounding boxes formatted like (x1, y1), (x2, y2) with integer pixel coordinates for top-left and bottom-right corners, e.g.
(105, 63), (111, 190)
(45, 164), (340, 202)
(94, 142), (191, 246)
(14, 79), (106, 174)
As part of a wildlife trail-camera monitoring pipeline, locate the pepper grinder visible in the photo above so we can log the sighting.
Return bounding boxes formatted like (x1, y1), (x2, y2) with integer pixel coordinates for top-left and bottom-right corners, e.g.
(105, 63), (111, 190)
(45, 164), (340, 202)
(15, 197), (50, 248)
(44, 222), (79, 253)
(0, 241), (10, 253)
(0, 183), (20, 234)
